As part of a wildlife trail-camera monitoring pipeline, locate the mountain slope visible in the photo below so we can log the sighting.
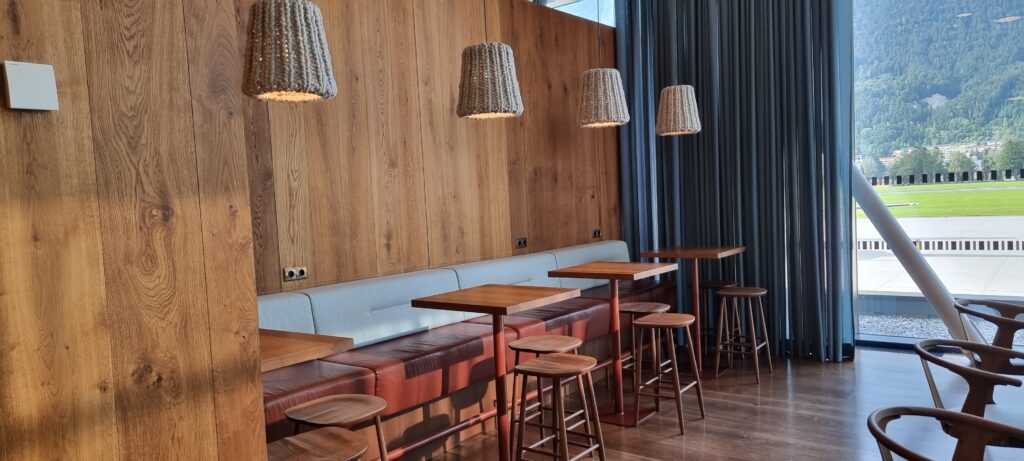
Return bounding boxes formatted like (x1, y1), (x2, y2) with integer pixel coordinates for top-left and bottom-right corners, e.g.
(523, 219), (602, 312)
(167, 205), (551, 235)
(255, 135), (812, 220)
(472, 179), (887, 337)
(854, 0), (1024, 156)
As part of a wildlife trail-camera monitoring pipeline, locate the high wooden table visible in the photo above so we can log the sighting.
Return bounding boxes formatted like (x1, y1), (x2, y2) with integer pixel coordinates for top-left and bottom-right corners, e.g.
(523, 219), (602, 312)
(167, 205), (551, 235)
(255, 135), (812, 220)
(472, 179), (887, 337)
(640, 246), (745, 375)
(412, 284), (580, 461)
(548, 261), (677, 427)
(260, 329), (354, 373)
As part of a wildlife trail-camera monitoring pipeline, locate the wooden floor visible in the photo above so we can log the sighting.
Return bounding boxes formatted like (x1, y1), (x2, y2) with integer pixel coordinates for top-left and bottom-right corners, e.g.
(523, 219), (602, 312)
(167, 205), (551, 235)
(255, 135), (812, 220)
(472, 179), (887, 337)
(436, 348), (1020, 460)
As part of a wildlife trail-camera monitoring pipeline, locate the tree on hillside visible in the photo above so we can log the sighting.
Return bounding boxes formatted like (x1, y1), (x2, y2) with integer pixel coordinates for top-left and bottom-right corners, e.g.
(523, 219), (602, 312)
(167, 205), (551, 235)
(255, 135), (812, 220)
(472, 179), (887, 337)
(996, 139), (1024, 171)
(946, 153), (975, 173)
(981, 150), (999, 171)
(888, 147), (944, 178)
(861, 157), (885, 179)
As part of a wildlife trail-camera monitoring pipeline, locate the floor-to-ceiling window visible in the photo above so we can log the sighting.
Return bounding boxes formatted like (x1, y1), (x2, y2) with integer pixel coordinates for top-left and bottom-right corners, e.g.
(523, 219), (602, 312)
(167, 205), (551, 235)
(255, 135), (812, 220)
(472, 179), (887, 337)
(532, 0), (615, 27)
(854, 0), (1024, 344)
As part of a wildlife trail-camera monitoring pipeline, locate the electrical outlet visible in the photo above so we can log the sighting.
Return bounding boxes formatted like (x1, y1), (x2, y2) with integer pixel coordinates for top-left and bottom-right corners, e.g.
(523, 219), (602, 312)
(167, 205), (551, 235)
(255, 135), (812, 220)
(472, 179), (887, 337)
(283, 266), (308, 282)
(592, 228), (603, 239)
(515, 237), (528, 249)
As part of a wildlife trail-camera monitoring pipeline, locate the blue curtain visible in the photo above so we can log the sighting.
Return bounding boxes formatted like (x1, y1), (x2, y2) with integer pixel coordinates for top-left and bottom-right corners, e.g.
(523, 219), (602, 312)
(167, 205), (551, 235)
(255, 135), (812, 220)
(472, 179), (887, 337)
(615, 0), (658, 261)
(617, 0), (856, 362)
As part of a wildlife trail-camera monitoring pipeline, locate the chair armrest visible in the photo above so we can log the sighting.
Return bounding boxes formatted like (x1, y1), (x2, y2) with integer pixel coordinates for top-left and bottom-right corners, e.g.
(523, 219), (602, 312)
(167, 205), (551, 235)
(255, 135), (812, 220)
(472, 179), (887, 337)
(956, 298), (1024, 330)
(915, 339), (1023, 387)
(868, 406), (1024, 461)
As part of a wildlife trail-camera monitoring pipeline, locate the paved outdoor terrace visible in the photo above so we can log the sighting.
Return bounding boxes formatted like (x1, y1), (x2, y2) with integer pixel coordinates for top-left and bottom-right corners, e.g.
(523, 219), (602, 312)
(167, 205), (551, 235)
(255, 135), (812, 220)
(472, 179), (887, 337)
(858, 251), (1024, 299)
(857, 216), (1024, 299)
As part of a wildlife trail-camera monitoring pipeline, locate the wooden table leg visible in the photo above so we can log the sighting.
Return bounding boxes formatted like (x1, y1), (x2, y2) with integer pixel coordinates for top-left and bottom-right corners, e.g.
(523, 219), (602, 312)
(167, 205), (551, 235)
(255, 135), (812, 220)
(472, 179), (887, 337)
(492, 316), (510, 461)
(598, 280), (655, 427)
(608, 280), (623, 415)
(690, 259), (703, 374)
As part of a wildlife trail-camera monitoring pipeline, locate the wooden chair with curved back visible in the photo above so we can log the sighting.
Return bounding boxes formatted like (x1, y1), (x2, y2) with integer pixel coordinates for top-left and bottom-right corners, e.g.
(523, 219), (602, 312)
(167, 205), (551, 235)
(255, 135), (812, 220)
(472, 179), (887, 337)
(867, 406), (1024, 461)
(956, 298), (1024, 375)
(916, 339), (1024, 431)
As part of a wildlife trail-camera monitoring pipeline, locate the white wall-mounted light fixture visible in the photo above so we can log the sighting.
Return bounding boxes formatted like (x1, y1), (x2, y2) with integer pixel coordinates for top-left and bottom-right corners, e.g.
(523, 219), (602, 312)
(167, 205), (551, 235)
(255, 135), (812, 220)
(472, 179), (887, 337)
(3, 61), (59, 111)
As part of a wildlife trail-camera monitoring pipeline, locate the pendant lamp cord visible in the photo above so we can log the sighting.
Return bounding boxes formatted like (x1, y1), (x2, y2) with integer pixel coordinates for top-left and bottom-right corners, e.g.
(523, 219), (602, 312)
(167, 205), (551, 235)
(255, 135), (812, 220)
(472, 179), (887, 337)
(483, 0), (489, 42)
(596, 8), (602, 63)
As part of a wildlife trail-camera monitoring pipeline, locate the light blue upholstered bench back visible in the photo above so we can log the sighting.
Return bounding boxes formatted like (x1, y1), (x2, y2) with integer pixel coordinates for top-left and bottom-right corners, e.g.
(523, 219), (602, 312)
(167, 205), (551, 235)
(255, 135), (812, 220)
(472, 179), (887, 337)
(548, 240), (630, 290)
(256, 240), (631, 348)
(299, 269), (462, 348)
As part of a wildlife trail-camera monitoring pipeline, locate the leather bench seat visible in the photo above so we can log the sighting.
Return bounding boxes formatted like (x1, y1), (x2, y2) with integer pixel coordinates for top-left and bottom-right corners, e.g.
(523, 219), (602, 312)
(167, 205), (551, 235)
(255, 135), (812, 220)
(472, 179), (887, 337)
(322, 322), (518, 416)
(466, 298), (610, 344)
(258, 240), (658, 442)
(578, 279), (676, 306)
(263, 361), (376, 441)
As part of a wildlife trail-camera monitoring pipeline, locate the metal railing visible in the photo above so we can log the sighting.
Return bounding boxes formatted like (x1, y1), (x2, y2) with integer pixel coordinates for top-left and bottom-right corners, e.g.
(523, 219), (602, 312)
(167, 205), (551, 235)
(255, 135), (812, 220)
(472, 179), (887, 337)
(868, 169), (1024, 186)
(858, 238), (1024, 254)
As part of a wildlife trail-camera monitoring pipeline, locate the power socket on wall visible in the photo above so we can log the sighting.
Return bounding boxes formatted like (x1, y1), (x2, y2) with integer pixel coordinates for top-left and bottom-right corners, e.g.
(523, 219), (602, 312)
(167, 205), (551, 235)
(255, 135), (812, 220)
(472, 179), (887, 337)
(592, 228), (603, 239)
(515, 237), (528, 249)
(283, 266), (308, 282)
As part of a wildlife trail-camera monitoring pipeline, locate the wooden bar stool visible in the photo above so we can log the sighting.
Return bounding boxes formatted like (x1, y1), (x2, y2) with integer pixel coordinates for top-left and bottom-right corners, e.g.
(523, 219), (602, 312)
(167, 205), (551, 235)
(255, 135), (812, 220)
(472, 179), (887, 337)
(509, 335), (583, 452)
(714, 286), (772, 383)
(699, 280), (737, 350)
(620, 302), (672, 376)
(514, 353), (605, 461)
(285, 394), (389, 461)
(267, 427), (368, 461)
(632, 313), (705, 435)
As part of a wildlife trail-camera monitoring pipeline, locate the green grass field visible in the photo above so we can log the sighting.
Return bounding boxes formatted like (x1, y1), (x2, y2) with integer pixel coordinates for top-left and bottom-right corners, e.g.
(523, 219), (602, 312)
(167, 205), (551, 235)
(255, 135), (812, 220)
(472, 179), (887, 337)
(857, 182), (1024, 217)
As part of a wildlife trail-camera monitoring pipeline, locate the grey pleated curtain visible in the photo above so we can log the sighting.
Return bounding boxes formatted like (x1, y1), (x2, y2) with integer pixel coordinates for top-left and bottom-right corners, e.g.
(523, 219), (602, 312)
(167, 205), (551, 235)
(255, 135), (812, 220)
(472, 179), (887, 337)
(618, 0), (855, 362)
(615, 1), (659, 261)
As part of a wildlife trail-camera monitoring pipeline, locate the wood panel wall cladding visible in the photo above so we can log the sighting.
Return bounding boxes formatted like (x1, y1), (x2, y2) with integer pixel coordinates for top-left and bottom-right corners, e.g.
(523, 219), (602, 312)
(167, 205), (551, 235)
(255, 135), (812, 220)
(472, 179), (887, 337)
(1, 0), (263, 459)
(0, 0), (616, 459)
(251, 0), (621, 294)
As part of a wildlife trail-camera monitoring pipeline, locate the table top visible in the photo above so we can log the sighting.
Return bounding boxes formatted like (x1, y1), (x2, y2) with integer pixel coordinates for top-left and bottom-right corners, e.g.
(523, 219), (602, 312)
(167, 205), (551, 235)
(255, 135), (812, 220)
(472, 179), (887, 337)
(411, 284), (580, 316)
(640, 246), (746, 260)
(260, 329), (354, 373)
(548, 261), (677, 281)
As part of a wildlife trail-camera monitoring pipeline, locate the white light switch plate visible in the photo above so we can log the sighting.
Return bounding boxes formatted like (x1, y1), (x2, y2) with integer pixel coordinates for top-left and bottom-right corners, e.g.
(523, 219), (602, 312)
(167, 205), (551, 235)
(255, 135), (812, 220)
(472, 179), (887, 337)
(4, 61), (59, 111)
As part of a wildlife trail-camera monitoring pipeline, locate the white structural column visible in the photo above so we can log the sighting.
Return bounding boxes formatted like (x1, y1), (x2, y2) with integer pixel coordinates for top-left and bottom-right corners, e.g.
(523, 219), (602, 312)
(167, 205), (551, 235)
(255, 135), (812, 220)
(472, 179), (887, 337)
(851, 167), (983, 343)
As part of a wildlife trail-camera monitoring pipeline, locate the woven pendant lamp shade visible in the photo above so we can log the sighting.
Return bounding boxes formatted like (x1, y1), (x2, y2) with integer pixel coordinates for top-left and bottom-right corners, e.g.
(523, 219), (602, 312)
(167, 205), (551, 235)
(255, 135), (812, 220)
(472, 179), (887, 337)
(243, 0), (337, 103)
(457, 43), (524, 119)
(656, 85), (702, 136)
(578, 68), (630, 128)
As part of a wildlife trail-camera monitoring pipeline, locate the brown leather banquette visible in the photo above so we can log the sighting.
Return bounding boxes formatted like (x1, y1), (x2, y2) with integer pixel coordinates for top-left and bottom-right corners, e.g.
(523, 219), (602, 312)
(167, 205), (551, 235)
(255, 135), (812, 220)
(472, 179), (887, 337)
(258, 241), (675, 442)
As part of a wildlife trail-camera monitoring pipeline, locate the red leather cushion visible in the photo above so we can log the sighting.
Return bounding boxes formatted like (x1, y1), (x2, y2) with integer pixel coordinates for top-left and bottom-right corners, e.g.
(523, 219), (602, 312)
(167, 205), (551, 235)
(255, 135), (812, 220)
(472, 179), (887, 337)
(263, 361), (376, 442)
(323, 322), (517, 416)
(467, 298), (610, 344)
(579, 279), (676, 307)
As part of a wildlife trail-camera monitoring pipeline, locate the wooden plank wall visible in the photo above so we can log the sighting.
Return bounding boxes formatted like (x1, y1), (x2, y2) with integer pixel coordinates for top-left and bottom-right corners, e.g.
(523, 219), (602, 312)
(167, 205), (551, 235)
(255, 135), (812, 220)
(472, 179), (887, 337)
(1, 0), (263, 459)
(0, 0), (616, 457)
(254, 0), (621, 294)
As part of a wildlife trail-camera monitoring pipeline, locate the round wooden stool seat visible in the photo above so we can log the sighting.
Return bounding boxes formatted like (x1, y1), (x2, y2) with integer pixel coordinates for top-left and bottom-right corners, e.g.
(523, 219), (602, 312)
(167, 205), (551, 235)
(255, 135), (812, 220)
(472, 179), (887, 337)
(633, 313), (695, 329)
(286, 394), (388, 427)
(267, 427), (368, 461)
(509, 334), (582, 354)
(700, 280), (738, 290)
(620, 302), (671, 315)
(515, 352), (597, 378)
(717, 286), (767, 297)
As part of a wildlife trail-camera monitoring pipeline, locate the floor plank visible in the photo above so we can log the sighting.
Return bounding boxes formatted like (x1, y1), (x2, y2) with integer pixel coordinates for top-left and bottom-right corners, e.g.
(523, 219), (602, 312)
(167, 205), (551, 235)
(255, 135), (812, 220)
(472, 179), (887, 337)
(438, 349), (1019, 460)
